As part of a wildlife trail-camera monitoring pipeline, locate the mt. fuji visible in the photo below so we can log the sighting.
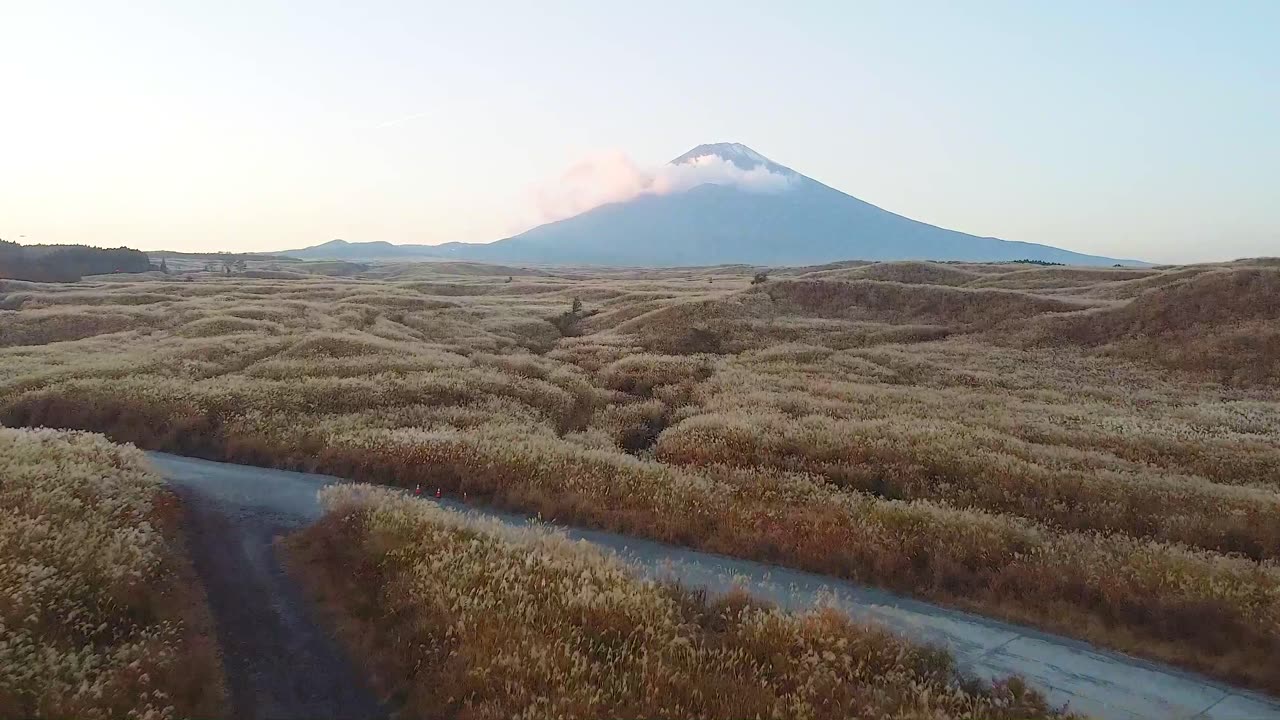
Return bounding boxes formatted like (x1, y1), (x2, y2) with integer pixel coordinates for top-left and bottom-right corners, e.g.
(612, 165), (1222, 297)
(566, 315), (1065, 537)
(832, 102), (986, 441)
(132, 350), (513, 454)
(285, 143), (1139, 267)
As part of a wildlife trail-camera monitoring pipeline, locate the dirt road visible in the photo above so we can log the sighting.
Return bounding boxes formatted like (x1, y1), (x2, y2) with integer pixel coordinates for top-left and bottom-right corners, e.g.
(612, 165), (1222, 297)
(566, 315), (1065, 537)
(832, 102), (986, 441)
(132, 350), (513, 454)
(153, 451), (1280, 720)
(166, 463), (384, 720)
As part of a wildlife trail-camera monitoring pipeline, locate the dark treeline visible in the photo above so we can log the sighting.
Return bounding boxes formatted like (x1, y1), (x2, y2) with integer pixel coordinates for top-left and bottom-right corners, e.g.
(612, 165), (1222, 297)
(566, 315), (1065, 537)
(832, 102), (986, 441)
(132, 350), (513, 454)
(0, 240), (152, 282)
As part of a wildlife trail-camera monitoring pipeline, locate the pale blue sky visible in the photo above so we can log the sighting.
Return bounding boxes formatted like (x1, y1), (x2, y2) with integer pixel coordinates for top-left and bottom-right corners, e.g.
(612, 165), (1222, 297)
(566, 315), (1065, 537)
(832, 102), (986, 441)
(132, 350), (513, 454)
(2, 0), (1276, 262)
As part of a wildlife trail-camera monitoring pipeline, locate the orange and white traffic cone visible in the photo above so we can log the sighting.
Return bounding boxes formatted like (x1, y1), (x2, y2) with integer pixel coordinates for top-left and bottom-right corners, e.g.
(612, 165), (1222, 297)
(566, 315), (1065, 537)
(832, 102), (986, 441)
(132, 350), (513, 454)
(435, 488), (442, 499)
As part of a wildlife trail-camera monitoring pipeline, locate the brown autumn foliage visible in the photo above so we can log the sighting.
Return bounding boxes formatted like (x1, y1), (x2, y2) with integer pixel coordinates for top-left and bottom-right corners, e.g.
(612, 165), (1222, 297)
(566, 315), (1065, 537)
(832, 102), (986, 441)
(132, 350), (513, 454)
(1, 257), (1279, 694)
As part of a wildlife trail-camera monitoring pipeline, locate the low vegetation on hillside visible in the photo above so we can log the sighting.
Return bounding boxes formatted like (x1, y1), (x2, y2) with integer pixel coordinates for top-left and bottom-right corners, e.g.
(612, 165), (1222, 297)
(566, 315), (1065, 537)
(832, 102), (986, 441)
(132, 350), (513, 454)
(0, 428), (223, 719)
(290, 484), (1068, 719)
(1, 256), (1278, 693)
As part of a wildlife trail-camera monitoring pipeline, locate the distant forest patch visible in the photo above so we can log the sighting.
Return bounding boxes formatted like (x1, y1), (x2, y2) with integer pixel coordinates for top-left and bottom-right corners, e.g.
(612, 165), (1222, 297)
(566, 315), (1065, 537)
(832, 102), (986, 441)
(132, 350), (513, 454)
(0, 240), (152, 282)
(1008, 259), (1066, 266)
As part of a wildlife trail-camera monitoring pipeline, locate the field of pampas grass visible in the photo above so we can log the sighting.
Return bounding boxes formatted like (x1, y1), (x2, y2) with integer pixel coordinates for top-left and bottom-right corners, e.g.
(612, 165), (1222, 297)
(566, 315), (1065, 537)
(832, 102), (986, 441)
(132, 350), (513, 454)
(0, 428), (224, 719)
(2, 257), (1279, 693)
(288, 484), (1072, 720)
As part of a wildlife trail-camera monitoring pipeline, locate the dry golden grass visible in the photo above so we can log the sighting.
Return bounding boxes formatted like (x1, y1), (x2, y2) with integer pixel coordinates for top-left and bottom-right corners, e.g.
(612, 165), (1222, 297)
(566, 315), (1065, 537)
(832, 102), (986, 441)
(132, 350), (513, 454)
(2, 258), (1279, 694)
(289, 484), (1069, 720)
(1031, 267), (1280, 384)
(0, 428), (224, 719)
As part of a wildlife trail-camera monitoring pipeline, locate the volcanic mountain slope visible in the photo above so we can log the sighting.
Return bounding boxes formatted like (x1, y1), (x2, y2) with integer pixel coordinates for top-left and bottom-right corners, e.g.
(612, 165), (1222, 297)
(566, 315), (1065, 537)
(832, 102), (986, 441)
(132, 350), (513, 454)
(431, 143), (1140, 266)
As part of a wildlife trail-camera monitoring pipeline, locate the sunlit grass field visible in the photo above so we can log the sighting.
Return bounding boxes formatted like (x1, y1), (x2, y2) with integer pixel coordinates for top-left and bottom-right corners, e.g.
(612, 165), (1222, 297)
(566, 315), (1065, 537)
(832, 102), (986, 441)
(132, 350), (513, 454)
(0, 428), (224, 719)
(2, 256), (1278, 692)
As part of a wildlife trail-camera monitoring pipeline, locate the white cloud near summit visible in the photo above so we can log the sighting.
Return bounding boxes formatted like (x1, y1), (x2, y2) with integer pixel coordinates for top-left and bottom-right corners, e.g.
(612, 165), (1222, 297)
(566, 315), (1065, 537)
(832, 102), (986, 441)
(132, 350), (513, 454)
(529, 150), (793, 224)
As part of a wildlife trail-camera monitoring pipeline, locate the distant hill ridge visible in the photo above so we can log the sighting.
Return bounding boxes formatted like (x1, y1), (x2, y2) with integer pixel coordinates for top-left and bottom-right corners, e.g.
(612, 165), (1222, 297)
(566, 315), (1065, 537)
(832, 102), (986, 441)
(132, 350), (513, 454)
(278, 143), (1144, 267)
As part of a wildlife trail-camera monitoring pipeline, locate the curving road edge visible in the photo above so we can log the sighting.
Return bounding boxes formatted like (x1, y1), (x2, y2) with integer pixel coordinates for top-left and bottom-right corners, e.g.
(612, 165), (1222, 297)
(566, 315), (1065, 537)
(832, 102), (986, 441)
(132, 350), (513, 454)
(150, 451), (1280, 720)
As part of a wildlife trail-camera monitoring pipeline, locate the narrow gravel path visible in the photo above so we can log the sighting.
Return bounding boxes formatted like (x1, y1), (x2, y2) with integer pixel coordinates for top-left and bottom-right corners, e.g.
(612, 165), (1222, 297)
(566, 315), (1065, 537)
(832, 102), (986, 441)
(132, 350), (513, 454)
(152, 451), (1280, 720)
(168, 470), (384, 719)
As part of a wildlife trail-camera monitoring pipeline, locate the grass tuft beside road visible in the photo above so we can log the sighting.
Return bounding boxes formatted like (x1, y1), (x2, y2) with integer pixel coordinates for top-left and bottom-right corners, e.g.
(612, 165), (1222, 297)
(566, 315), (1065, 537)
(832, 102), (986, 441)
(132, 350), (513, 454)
(287, 484), (1073, 720)
(0, 428), (224, 719)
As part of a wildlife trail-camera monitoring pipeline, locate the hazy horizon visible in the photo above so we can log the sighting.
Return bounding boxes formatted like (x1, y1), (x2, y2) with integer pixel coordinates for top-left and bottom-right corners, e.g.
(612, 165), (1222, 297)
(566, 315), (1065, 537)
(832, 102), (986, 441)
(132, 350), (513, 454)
(3, 1), (1277, 264)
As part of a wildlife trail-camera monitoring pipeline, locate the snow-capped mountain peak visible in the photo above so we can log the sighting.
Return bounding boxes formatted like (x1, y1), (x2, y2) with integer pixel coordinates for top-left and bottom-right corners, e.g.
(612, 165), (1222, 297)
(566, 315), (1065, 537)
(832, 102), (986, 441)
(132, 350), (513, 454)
(669, 142), (795, 175)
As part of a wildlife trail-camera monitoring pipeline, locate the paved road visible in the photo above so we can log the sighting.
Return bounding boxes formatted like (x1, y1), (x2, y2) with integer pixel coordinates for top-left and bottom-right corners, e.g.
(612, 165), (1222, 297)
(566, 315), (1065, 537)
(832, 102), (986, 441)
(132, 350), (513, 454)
(152, 451), (1280, 720)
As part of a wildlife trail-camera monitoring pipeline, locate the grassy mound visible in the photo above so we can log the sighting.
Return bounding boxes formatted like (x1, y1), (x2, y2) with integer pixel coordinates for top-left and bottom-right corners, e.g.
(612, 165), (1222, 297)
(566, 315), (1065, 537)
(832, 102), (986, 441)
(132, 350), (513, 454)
(759, 279), (1087, 328)
(1037, 268), (1280, 383)
(808, 261), (982, 286)
(0, 309), (159, 347)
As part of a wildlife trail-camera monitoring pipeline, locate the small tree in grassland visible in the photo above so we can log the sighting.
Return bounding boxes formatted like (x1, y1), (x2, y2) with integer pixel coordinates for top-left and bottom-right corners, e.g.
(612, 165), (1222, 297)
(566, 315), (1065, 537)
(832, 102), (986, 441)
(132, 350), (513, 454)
(751, 271), (769, 285)
(552, 297), (594, 337)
